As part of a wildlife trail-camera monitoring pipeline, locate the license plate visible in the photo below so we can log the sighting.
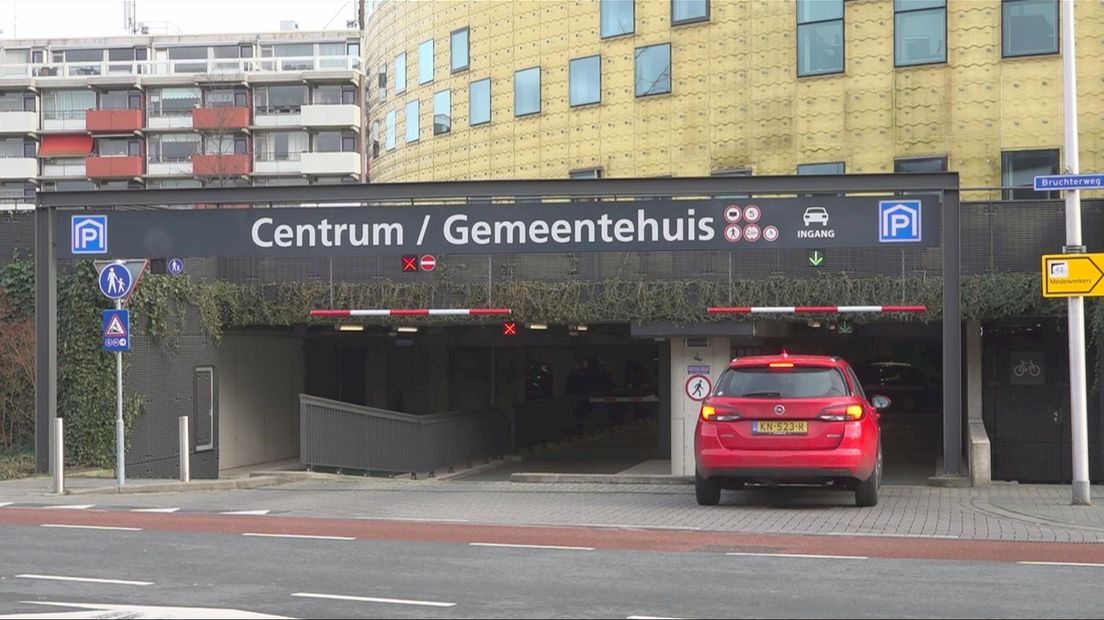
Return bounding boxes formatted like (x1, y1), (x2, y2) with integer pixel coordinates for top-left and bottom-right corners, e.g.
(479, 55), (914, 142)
(753, 421), (808, 435)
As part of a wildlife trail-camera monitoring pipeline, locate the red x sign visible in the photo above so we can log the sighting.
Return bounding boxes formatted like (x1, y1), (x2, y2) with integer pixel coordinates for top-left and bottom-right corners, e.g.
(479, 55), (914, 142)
(401, 255), (418, 272)
(502, 321), (518, 336)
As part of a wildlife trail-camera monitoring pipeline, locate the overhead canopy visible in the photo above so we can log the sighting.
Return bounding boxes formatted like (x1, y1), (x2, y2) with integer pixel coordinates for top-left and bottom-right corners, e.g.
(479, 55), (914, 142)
(38, 134), (93, 157)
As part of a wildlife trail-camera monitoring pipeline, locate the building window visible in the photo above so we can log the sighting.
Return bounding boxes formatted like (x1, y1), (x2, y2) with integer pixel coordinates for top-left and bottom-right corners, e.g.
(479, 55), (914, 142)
(451, 28), (470, 72)
(313, 84), (355, 105)
(470, 78), (491, 126)
(147, 87), (200, 117)
(433, 90), (451, 135)
(148, 134), (200, 162)
(0, 137), (24, 158)
(672, 0), (709, 25)
(894, 156), (947, 173)
(100, 89), (141, 110)
(515, 67), (541, 117)
(385, 110), (396, 151)
(570, 168), (602, 179)
(254, 85), (308, 115)
(797, 162), (845, 175)
(635, 44), (671, 97)
(418, 39), (434, 84)
(95, 137), (140, 157)
(894, 0), (946, 67)
(1002, 149), (1059, 200)
(378, 64), (387, 101)
(203, 134), (247, 156)
(1003, 0), (1058, 58)
(395, 53), (407, 94)
(371, 121), (380, 158)
(42, 90), (96, 120)
(797, 0), (844, 76)
(601, 0), (634, 38)
(255, 131), (308, 161)
(569, 55), (601, 107)
(314, 130), (356, 153)
(206, 88), (249, 108)
(406, 100), (420, 142)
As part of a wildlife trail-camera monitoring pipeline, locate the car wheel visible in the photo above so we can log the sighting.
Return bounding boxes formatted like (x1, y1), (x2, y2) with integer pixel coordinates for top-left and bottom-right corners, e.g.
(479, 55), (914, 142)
(855, 443), (882, 508)
(695, 472), (722, 506)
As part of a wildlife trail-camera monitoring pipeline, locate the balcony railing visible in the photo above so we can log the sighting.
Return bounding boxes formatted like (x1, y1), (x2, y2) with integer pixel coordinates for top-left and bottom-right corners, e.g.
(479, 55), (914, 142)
(0, 56), (362, 79)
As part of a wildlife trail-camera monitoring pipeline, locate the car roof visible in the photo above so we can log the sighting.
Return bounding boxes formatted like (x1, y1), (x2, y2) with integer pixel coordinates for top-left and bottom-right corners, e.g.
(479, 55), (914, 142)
(730, 354), (844, 368)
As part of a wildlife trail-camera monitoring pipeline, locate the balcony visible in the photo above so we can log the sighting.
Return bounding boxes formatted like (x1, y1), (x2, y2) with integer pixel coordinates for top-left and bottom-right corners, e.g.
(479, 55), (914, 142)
(301, 151), (361, 176)
(0, 111), (37, 133)
(193, 153), (251, 176)
(42, 112), (86, 132)
(0, 157), (38, 179)
(301, 104), (360, 128)
(193, 107), (250, 130)
(86, 109), (144, 133)
(254, 108), (302, 128)
(41, 159), (86, 177)
(0, 56), (361, 80)
(86, 155), (144, 178)
(148, 114), (193, 130)
(146, 159), (193, 176)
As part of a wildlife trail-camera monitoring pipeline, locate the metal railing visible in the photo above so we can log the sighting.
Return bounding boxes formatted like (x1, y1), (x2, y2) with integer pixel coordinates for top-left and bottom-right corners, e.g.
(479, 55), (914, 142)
(0, 56), (361, 80)
(299, 394), (508, 475)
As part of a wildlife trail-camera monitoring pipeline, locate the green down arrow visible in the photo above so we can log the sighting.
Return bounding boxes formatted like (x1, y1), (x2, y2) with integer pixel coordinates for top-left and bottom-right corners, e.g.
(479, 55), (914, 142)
(809, 250), (825, 267)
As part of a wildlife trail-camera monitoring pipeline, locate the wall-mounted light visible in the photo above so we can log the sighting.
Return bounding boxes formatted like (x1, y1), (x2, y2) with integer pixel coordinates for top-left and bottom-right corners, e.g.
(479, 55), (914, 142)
(528, 323), (548, 330)
(574, 325), (589, 332)
(337, 324), (364, 332)
(397, 326), (419, 333)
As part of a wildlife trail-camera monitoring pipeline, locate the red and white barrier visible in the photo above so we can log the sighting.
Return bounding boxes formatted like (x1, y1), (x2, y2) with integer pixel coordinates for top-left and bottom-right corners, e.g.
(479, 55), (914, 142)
(708, 305), (927, 314)
(312, 308), (512, 317)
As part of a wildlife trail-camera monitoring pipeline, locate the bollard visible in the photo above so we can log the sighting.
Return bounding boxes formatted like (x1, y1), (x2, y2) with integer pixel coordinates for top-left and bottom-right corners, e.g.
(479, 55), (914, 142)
(178, 416), (190, 483)
(52, 418), (64, 494)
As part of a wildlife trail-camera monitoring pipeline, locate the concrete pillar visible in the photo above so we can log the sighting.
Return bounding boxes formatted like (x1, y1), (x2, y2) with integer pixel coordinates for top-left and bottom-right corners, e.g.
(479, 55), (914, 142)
(659, 341), (671, 455)
(669, 337), (731, 476)
(966, 320), (991, 486)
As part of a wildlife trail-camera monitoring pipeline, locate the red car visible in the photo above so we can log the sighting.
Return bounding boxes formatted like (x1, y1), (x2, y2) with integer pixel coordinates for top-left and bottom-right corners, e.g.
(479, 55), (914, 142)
(695, 353), (890, 507)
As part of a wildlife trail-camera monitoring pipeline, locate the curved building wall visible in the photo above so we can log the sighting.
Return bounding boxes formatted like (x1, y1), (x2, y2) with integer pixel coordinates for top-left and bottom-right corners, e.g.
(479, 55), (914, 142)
(365, 0), (1104, 192)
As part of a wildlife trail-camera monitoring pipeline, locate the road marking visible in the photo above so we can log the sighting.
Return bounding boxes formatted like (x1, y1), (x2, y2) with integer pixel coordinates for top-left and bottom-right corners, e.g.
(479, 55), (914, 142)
(130, 507), (181, 513)
(0, 502), (12, 508)
(357, 516), (471, 523)
(1018, 561), (1104, 568)
(824, 532), (960, 539)
(47, 504), (94, 510)
(41, 524), (142, 532)
(221, 510), (270, 516)
(242, 533), (356, 541)
(587, 523), (702, 532)
(16, 574), (153, 586)
(470, 542), (595, 551)
(6, 601), (290, 619)
(627, 616), (685, 620)
(726, 552), (867, 560)
(291, 592), (455, 608)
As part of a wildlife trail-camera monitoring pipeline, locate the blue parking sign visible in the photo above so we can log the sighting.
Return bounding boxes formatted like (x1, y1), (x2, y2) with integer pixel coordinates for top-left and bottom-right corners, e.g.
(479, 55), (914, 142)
(103, 309), (130, 352)
(72, 215), (107, 254)
(878, 200), (922, 243)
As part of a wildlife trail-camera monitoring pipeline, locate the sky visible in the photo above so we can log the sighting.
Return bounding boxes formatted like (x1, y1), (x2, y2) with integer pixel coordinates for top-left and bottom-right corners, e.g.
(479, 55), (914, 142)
(0, 0), (364, 40)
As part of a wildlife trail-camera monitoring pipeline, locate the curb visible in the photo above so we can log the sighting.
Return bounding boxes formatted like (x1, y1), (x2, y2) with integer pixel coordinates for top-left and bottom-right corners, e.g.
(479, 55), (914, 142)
(66, 475), (286, 495)
(510, 473), (693, 485)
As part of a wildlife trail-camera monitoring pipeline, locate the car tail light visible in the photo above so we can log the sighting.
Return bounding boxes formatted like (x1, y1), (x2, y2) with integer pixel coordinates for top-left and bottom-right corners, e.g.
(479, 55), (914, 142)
(817, 404), (864, 422)
(768, 362), (795, 368)
(701, 403), (742, 422)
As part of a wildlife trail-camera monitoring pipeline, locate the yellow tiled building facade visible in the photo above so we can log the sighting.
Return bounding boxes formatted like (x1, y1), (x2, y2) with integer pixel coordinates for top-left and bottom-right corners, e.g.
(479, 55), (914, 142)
(365, 0), (1104, 193)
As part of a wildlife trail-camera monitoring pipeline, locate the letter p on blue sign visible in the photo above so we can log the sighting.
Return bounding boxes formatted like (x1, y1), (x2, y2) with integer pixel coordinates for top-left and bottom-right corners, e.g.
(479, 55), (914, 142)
(72, 215), (107, 254)
(878, 200), (921, 243)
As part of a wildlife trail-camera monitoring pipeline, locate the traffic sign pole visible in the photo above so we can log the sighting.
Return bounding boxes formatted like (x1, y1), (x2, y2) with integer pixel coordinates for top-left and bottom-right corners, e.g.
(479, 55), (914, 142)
(1061, 0), (1090, 506)
(115, 298), (125, 488)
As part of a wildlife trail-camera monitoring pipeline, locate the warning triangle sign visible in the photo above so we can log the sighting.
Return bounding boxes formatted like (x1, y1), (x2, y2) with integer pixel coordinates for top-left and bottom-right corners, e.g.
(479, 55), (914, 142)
(105, 315), (127, 337)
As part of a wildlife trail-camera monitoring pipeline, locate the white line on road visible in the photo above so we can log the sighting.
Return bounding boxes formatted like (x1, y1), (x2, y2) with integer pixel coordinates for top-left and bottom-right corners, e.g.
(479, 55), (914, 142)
(40, 524), (142, 532)
(469, 542), (595, 551)
(726, 552), (867, 560)
(0, 502), (12, 508)
(627, 616), (686, 619)
(221, 510), (271, 516)
(291, 592), (455, 608)
(16, 574), (153, 586)
(46, 505), (94, 510)
(243, 533), (356, 541)
(130, 507), (181, 513)
(1018, 561), (1104, 568)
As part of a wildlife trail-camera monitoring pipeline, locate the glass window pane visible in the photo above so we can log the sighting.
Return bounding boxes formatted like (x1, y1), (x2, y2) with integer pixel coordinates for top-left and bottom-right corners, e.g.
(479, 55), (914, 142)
(1003, 0), (1058, 57)
(798, 20), (843, 76)
(895, 8), (946, 66)
(1002, 149), (1059, 200)
(514, 67), (541, 116)
(451, 28), (469, 72)
(569, 55), (601, 106)
(395, 53), (407, 93)
(406, 99), (420, 142)
(600, 0), (634, 37)
(418, 39), (434, 84)
(313, 85), (342, 105)
(798, 0), (842, 23)
(634, 44), (671, 97)
(433, 90), (451, 134)
(895, 0), (944, 10)
(385, 110), (396, 150)
(470, 78), (491, 126)
(672, 0), (709, 23)
(378, 64), (387, 101)
(273, 43), (313, 57)
(894, 157), (947, 173)
(319, 43), (345, 56)
(797, 162), (845, 174)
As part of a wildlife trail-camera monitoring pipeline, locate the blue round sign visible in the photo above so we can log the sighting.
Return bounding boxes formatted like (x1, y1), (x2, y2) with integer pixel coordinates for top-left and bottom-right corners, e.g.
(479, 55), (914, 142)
(98, 263), (133, 300)
(168, 258), (185, 276)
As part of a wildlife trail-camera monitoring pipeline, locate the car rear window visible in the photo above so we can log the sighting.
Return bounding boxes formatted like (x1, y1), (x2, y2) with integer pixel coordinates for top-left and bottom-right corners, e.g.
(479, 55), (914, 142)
(714, 366), (849, 398)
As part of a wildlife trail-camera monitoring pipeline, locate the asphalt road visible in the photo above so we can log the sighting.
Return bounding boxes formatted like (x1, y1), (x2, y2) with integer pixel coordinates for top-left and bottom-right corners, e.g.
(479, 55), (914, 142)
(1, 513), (1102, 618)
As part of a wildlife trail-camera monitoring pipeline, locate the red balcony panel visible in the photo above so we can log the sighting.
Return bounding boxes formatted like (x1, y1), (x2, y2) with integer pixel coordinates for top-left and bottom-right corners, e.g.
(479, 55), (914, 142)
(193, 107), (250, 130)
(86, 156), (144, 178)
(85, 109), (144, 133)
(193, 154), (252, 176)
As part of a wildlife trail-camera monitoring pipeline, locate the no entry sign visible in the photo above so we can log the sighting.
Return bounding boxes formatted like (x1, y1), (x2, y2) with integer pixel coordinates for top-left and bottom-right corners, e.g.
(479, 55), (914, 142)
(420, 254), (437, 272)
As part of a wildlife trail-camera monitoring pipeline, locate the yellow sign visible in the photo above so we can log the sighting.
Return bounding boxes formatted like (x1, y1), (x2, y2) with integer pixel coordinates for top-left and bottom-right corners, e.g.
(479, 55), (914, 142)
(1042, 254), (1104, 298)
